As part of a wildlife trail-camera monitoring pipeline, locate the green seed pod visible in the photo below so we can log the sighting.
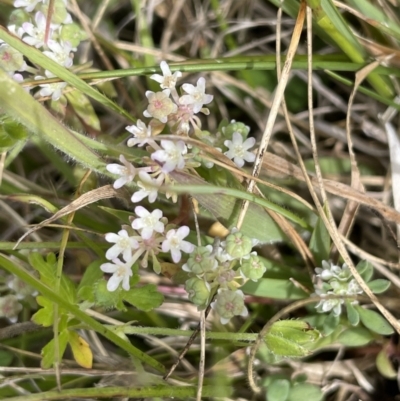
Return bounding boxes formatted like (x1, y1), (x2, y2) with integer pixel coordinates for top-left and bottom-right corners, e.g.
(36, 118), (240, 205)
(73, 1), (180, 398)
(225, 231), (253, 259)
(185, 277), (210, 308)
(9, 9), (31, 27)
(211, 289), (247, 324)
(182, 245), (218, 276)
(60, 23), (87, 48)
(240, 253), (266, 281)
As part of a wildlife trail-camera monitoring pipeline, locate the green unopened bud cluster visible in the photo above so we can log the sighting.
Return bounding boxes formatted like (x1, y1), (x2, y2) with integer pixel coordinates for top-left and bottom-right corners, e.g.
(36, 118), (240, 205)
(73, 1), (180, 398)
(182, 228), (267, 324)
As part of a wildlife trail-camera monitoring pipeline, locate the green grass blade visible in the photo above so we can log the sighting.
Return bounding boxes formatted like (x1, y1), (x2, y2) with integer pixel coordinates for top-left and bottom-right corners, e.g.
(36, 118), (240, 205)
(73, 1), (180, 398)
(308, 0), (393, 97)
(0, 69), (105, 172)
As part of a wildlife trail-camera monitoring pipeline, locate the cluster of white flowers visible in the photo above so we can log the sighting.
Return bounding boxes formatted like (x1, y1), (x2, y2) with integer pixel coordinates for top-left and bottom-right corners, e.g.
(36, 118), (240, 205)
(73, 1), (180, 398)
(100, 206), (194, 292)
(0, 0), (86, 100)
(313, 260), (363, 316)
(107, 62), (258, 206)
(102, 62), (263, 324)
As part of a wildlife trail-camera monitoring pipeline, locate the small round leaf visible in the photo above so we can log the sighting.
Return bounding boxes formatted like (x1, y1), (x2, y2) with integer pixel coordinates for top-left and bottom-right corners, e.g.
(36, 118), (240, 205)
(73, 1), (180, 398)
(367, 279), (390, 294)
(266, 379), (290, 401)
(356, 306), (394, 335)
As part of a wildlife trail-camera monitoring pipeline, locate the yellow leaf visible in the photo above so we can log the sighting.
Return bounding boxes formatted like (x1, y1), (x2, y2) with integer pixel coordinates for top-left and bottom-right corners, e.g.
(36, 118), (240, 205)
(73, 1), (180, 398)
(68, 331), (93, 369)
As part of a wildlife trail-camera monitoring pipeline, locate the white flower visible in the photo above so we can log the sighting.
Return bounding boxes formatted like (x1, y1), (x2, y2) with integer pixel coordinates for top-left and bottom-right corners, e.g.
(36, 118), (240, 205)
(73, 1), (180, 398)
(143, 89), (177, 123)
(22, 11), (50, 48)
(131, 206), (164, 240)
(315, 293), (343, 316)
(162, 226), (195, 263)
(150, 61), (182, 89)
(106, 154), (137, 189)
(131, 172), (164, 203)
(43, 40), (73, 68)
(100, 258), (134, 291)
(179, 77), (213, 113)
(105, 229), (139, 261)
(126, 120), (153, 147)
(14, 0), (43, 12)
(315, 261), (352, 282)
(224, 132), (256, 168)
(35, 70), (67, 101)
(347, 279), (363, 295)
(151, 140), (187, 173)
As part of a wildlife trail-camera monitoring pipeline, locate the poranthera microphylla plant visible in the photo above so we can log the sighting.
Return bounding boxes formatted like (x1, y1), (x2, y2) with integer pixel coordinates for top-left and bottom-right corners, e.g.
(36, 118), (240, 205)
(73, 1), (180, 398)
(102, 61), (266, 324)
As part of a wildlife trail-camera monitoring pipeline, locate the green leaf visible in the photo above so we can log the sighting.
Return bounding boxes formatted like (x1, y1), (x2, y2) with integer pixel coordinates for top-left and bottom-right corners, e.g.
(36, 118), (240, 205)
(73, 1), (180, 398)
(345, 300), (360, 326)
(265, 320), (320, 357)
(309, 210), (331, 265)
(0, 253), (167, 374)
(28, 252), (76, 303)
(170, 171), (291, 244)
(77, 260), (104, 302)
(287, 383), (324, 401)
(93, 279), (126, 310)
(68, 331), (93, 369)
(242, 278), (308, 300)
(356, 306), (394, 335)
(97, 206), (133, 224)
(66, 91), (101, 131)
(355, 260), (373, 282)
(41, 329), (69, 369)
(322, 312), (340, 335)
(376, 347), (397, 379)
(32, 296), (54, 327)
(267, 379), (290, 401)
(367, 279), (391, 294)
(122, 284), (164, 312)
(337, 327), (375, 347)
(0, 117), (29, 152)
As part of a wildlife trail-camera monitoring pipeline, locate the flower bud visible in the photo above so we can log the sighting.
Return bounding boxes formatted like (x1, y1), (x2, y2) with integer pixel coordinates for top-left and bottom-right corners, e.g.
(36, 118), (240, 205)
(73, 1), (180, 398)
(0, 44), (25, 73)
(60, 23), (86, 49)
(240, 253), (266, 281)
(222, 120), (250, 140)
(216, 269), (236, 286)
(38, 0), (71, 25)
(9, 9), (31, 27)
(185, 277), (210, 308)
